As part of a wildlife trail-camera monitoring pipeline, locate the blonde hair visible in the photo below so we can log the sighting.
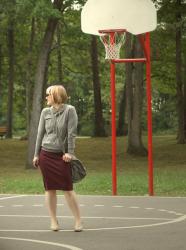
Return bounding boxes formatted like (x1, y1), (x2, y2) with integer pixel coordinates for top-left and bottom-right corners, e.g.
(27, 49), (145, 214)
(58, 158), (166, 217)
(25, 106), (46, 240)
(46, 85), (68, 104)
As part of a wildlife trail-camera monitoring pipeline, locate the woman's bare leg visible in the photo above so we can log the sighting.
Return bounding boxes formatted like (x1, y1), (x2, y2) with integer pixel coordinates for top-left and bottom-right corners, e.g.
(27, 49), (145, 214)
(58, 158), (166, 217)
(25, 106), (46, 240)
(64, 190), (82, 230)
(45, 190), (58, 228)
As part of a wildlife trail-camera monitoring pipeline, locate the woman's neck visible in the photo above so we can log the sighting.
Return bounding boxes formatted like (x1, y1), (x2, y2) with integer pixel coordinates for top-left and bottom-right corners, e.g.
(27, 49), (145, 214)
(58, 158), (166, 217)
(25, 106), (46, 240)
(52, 104), (63, 110)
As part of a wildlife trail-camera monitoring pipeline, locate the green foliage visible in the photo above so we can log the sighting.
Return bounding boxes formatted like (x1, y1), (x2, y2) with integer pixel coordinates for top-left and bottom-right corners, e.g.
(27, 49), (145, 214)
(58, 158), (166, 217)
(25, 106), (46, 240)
(32, 0), (62, 19)
(0, 0), (185, 135)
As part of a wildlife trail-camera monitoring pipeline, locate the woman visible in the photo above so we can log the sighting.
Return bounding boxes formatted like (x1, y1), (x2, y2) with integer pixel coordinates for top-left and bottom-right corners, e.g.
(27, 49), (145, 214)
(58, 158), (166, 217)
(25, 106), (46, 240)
(32, 85), (82, 232)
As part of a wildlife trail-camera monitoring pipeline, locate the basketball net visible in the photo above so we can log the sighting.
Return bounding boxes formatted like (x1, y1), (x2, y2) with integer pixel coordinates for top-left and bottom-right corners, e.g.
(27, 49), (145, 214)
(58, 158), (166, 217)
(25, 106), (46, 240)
(100, 32), (125, 60)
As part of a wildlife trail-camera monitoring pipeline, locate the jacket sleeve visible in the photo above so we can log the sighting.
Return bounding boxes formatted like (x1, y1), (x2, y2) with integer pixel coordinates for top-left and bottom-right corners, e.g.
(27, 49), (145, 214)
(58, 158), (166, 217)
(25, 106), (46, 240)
(67, 106), (78, 155)
(34, 109), (45, 157)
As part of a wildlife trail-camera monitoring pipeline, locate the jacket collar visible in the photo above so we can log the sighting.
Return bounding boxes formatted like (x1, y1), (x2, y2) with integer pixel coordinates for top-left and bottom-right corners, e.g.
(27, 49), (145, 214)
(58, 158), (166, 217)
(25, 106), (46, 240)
(51, 104), (67, 116)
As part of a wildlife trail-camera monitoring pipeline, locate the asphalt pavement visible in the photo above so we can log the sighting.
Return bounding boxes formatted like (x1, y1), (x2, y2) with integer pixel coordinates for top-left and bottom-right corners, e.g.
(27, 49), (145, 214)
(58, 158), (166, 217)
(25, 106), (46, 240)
(0, 194), (186, 250)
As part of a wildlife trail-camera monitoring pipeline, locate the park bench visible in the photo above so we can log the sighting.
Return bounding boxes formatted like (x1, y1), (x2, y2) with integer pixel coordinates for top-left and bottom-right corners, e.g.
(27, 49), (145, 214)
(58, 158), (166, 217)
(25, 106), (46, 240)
(0, 126), (7, 139)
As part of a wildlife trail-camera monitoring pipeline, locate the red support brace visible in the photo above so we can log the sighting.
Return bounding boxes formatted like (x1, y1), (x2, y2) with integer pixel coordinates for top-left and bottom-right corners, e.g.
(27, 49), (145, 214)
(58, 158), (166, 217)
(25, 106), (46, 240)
(112, 58), (146, 63)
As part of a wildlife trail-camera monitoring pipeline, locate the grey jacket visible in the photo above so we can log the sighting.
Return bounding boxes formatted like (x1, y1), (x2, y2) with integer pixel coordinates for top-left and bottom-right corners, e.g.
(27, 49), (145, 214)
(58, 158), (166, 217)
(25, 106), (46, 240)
(34, 104), (78, 157)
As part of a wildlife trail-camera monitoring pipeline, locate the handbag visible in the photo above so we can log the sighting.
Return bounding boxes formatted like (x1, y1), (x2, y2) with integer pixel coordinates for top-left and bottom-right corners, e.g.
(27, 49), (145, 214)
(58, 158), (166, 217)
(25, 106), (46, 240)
(71, 159), (86, 183)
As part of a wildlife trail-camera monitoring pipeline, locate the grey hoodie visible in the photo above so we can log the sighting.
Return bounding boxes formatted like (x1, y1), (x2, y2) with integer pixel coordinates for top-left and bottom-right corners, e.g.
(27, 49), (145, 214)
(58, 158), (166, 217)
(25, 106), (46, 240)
(34, 104), (78, 157)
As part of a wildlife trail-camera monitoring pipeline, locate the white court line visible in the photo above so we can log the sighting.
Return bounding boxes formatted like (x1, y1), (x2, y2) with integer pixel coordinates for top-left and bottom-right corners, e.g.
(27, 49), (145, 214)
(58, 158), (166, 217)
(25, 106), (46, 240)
(0, 214), (173, 220)
(82, 215), (186, 231)
(0, 215), (185, 232)
(158, 209), (167, 212)
(0, 237), (83, 250)
(12, 205), (24, 207)
(167, 211), (178, 214)
(0, 195), (27, 200)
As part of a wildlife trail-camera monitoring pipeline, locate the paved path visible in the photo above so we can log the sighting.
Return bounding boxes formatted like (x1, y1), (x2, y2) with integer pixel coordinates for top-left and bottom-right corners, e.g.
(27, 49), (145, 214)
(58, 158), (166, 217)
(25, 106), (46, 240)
(0, 194), (186, 250)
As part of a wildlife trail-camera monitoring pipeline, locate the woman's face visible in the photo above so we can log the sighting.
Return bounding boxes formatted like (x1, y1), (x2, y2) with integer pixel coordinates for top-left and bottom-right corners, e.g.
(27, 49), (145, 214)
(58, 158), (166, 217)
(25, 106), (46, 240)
(46, 92), (54, 106)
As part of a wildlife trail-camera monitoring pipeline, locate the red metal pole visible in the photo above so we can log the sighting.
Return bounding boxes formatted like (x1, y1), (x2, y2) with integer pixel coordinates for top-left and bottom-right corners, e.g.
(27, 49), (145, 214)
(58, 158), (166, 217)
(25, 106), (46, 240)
(145, 32), (154, 196)
(112, 58), (146, 63)
(110, 32), (117, 195)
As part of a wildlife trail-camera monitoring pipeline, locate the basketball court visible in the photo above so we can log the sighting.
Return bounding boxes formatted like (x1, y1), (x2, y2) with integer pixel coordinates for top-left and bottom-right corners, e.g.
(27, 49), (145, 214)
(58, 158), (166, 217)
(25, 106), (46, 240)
(0, 194), (186, 250)
(1, 1), (184, 249)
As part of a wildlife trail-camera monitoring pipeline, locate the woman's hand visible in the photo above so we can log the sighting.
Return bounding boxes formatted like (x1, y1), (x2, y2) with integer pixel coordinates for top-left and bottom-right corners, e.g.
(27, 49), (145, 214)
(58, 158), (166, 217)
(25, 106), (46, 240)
(62, 153), (72, 162)
(33, 156), (39, 168)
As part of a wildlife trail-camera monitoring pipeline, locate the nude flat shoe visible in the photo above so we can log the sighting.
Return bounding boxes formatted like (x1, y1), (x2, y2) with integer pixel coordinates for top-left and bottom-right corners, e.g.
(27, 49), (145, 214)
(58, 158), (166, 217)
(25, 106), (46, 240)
(74, 225), (83, 232)
(50, 221), (59, 231)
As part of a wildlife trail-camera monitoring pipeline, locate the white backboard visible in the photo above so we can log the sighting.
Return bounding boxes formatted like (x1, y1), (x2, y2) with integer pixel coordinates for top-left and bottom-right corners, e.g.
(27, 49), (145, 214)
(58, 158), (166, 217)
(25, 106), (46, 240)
(81, 0), (157, 35)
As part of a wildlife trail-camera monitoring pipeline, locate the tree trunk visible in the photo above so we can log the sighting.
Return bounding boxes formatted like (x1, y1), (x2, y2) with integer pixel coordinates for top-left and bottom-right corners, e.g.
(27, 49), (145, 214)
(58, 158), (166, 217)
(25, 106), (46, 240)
(57, 23), (63, 83)
(0, 44), (2, 98)
(127, 36), (147, 156)
(90, 35), (106, 136)
(6, 20), (15, 138)
(126, 33), (133, 140)
(26, 0), (63, 168)
(0, 44), (2, 125)
(176, 0), (185, 143)
(25, 17), (35, 138)
(117, 83), (127, 136)
(184, 49), (186, 137)
(117, 33), (132, 136)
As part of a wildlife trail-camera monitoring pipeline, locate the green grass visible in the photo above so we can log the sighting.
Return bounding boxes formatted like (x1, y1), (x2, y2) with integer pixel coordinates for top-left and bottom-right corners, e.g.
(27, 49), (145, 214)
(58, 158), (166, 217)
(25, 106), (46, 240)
(0, 136), (186, 196)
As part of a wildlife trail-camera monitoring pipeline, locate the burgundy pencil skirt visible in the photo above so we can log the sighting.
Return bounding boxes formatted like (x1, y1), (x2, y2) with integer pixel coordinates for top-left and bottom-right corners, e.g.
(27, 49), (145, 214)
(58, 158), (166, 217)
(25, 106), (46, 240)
(39, 149), (73, 191)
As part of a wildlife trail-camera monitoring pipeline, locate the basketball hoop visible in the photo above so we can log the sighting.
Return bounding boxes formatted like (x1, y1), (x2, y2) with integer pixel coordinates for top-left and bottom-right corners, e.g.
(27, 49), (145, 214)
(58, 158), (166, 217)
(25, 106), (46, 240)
(81, 0), (157, 196)
(99, 29), (126, 60)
